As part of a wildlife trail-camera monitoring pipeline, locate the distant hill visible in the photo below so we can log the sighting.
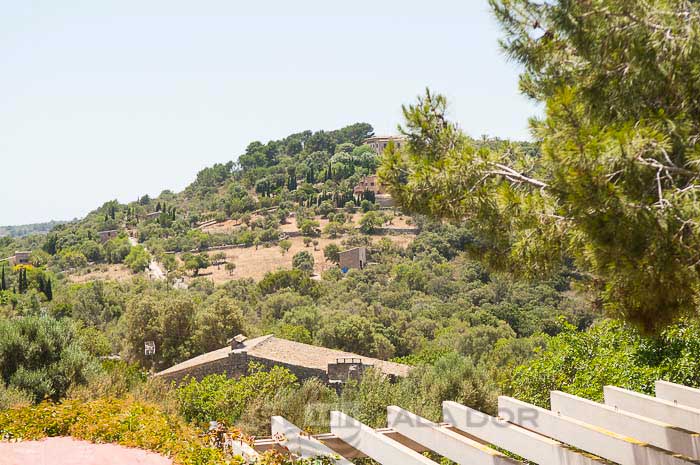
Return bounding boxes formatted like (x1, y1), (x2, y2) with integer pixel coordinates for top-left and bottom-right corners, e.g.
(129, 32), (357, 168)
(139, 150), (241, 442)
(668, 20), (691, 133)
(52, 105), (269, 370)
(0, 220), (69, 238)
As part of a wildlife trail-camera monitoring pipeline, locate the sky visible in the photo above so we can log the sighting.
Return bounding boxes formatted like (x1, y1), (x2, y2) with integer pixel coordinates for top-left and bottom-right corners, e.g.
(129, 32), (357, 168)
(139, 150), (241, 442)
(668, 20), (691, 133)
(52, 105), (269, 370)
(0, 0), (539, 226)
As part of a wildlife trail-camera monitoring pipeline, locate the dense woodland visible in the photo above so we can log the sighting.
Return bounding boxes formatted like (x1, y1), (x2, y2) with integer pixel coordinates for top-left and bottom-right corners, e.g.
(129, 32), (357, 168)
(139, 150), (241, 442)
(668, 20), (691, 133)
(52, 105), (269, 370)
(2, 1), (700, 464)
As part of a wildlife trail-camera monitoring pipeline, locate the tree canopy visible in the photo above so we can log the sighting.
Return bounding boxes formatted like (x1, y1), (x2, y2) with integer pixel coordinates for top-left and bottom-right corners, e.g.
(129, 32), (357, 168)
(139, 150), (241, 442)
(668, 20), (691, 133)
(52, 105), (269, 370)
(380, 1), (700, 334)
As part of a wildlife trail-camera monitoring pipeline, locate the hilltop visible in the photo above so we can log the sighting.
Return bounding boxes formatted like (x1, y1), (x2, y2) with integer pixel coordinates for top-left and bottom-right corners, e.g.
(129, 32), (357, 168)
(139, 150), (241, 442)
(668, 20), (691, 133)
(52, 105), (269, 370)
(0, 220), (69, 238)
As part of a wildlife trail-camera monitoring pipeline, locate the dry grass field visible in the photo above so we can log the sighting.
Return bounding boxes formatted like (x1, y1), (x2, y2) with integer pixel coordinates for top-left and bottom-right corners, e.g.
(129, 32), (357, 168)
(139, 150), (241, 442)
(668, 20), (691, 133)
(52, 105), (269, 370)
(66, 213), (416, 285)
(203, 211), (415, 235)
(185, 233), (415, 283)
(188, 212), (416, 283)
(67, 264), (134, 283)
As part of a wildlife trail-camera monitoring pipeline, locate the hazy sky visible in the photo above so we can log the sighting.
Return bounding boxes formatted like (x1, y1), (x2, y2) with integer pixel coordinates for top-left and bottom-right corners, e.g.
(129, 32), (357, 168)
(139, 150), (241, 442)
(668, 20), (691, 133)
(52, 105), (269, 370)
(0, 0), (539, 226)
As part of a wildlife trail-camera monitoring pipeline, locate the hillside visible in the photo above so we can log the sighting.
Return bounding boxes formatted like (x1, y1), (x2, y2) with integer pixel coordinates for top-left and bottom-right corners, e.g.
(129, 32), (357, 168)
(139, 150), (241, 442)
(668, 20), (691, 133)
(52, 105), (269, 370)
(0, 123), (372, 270)
(0, 220), (68, 238)
(5, 117), (683, 463)
(0, 122), (585, 369)
(0, 122), (538, 280)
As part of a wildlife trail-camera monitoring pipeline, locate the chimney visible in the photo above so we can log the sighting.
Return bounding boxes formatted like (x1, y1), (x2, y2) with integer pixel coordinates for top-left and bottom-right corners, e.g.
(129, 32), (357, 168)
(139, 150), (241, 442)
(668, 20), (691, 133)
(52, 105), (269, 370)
(229, 334), (247, 350)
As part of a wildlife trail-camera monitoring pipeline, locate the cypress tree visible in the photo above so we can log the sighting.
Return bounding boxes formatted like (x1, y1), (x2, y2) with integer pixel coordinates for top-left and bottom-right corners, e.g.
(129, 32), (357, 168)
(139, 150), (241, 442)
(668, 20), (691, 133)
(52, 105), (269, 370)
(17, 268), (26, 294)
(45, 278), (53, 301)
(1, 265), (6, 291)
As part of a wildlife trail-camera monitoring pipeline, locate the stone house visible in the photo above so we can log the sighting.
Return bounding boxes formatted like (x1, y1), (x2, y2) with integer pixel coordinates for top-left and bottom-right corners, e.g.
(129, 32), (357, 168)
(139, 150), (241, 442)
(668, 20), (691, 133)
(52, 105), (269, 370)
(155, 334), (410, 384)
(8, 251), (30, 266)
(98, 229), (119, 244)
(363, 135), (407, 155)
(353, 175), (385, 196)
(338, 247), (367, 271)
(353, 175), (395, 207)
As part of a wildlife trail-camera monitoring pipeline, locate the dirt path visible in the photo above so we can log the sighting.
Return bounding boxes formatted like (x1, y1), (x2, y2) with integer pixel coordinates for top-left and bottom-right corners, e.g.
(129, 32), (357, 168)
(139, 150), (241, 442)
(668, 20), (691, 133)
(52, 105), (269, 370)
(128, 235), (165, 281)
(148, 260), (165, 280)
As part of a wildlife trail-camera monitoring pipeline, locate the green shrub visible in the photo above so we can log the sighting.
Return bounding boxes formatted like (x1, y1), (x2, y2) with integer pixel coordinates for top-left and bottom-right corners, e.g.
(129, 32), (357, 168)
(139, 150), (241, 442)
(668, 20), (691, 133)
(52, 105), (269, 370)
(0, 397), (238, 465)
(67, 360), (148, 402)
(0, 384), (33, 410)
(292, 251), (314, 273)
(176, 364), (298, 427)
(176, 373), (231, 424)
(510, 319), (700, 408)
(0, 316), (98, 402)
(124, 246), (151, 273)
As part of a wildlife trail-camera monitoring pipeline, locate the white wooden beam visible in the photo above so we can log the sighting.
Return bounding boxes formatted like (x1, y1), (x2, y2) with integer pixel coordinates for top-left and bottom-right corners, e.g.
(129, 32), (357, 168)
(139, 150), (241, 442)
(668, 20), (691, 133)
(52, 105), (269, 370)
(270, 416), (353, 464)
(230, 440), (260, 461)
(330, 411), (438, 465)
(443, 401), (605, 465)
(386, 406), (521, 465)
(605, 386), (700, 433)
(499, 396), (698, 465)
(656, 381), (700, 410)
(551, 391), (700, 459)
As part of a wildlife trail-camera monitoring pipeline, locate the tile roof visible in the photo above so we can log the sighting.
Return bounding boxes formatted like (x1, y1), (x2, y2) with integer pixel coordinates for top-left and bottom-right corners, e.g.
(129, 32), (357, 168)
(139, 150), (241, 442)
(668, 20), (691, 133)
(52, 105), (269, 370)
(247, 336), (410, 378)
(155, 335), (410, 378)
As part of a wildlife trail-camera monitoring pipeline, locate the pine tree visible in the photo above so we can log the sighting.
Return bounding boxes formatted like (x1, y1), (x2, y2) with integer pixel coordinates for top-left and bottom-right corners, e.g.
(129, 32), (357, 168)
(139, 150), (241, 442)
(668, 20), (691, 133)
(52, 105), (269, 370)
(379, 2), (700, 333)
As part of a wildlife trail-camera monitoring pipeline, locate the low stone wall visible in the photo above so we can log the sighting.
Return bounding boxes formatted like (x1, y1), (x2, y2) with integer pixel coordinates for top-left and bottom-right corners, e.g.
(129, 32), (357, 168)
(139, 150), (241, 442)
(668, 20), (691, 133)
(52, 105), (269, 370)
(374, 227), (419, 235)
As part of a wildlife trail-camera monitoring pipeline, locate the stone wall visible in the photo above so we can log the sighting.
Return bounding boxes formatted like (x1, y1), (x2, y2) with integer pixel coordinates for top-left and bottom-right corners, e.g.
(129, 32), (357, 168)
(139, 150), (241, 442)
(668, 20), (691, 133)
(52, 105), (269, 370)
(328, 360), (369, 382)
(244, 355), (329, 383)
(375, 194), (395, 208)
(157, 356), (234, 384)
(339, 247), (366, 270)
(373, 227), (419, 235)
(229, 351), (249, 377)
(159, 352), (331, 385)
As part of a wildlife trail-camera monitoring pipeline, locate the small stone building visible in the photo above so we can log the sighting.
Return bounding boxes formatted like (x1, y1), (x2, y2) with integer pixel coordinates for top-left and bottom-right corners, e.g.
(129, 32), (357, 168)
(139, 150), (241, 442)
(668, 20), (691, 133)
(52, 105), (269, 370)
(353, 175), (395, 207)
(8, 251), (30, 266)
(363, 135), (407, 155)
(155, 334), (410, 384)
(353, 175), (385, 196)
(338, 247), (367, 271)
(98, 229), (119, 243)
